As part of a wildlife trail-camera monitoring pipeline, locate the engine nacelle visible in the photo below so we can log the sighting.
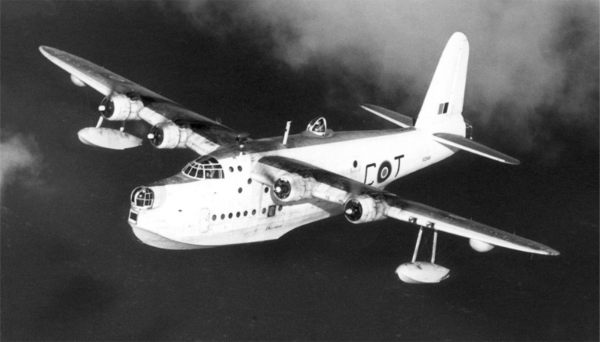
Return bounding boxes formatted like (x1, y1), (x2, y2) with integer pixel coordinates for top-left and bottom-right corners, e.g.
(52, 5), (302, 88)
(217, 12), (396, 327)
(469, 238), (494, 252)
(98, 94), (143, 121)
(147, 122), (190, 149)
(344, 195), (386, 224)
(272, 174), (313, 203)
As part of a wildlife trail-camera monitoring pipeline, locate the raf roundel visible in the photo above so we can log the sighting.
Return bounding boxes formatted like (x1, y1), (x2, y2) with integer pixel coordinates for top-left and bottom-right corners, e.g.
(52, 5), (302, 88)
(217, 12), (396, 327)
(377, 161), (392, 183)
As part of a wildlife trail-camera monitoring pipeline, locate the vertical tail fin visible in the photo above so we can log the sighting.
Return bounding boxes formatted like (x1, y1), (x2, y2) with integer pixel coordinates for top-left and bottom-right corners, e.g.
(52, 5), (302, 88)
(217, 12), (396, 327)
(415, 32), (469, 135)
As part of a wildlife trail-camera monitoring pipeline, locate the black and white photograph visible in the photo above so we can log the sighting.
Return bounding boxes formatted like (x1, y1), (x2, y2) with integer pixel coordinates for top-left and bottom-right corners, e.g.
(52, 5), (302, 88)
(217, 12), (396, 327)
(1, 1), (598, 340)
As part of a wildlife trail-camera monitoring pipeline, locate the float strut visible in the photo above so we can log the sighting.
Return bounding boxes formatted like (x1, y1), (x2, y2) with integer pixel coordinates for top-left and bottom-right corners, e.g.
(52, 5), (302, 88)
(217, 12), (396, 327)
(96, 116), (104, 128)
(431, 230), (438, 263)
(411, 227), (424, 263)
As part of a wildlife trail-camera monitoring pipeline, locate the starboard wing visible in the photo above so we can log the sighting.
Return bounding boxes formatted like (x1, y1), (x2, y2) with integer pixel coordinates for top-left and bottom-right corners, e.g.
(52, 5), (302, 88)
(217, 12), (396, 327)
(256, 155), (558, 256)
(39, 46), (171, 100)
(39, 46), (242, 149)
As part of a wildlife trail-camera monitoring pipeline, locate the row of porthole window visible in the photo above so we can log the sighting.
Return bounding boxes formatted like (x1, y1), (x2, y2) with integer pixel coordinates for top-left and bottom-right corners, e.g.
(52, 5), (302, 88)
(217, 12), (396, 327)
(227, 162), (358, 175)
(211, 205), (283, 221)
(237, 179), (254, 193)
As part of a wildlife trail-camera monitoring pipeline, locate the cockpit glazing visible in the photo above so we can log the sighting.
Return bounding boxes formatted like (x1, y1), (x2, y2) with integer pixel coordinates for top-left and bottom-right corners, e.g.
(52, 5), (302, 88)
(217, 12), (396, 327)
(182, 157), (224, 179)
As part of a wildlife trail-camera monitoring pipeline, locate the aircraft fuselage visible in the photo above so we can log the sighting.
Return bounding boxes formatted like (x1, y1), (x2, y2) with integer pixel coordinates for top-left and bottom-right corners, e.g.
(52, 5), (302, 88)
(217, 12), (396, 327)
(129, 127), (458, 249)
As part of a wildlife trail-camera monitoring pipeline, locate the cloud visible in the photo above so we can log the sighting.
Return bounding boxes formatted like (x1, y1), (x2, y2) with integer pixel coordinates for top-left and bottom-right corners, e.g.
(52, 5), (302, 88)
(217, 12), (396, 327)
(169, 0), (598, 156)
(0, 131), (42, 192)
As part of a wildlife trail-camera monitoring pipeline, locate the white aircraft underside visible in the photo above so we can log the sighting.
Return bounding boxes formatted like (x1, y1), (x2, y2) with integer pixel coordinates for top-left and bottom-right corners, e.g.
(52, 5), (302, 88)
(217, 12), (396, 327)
(40, 32), (558, 284)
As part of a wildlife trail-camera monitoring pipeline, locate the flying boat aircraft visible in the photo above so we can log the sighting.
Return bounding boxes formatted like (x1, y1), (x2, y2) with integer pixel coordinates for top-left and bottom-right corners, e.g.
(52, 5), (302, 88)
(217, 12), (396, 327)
(39, 32), (558, 283)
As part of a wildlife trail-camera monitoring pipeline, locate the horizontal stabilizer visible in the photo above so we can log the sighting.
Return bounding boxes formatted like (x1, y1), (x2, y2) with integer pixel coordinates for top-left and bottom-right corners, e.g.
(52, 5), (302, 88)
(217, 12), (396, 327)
(361, 104), (414, 128)
(432, 133), (520, 165)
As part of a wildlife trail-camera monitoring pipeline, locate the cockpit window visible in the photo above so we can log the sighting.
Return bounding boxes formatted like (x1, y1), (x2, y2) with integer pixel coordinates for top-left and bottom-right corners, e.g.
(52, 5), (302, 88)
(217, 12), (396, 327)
(182, 157), (224, 179)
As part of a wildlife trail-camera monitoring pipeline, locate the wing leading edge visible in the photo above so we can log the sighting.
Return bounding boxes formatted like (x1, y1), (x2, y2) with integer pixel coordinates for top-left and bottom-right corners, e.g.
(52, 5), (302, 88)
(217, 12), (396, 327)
(39, 46), (170, 100)
(256, 155), (558, 256)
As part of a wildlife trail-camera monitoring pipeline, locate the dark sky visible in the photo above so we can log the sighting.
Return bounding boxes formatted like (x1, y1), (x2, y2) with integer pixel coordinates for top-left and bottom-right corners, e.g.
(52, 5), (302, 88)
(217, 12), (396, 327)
(1, 1), (598, 340)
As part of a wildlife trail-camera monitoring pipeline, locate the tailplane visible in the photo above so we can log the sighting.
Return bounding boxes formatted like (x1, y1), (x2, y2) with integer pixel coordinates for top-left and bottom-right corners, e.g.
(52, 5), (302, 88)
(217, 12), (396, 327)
(360, 32), (519, 165)
(415, 32), (469, 135)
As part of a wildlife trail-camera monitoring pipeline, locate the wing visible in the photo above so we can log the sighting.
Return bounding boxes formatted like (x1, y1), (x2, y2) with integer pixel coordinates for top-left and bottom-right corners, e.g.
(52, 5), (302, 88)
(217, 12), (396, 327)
(39, 46), (243, 153)
(256, 155), (559, 256)
(383, 197), (557, 254)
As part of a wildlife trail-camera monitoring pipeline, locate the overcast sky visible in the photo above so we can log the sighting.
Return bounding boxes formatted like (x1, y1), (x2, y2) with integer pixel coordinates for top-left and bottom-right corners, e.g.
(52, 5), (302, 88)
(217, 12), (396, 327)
(168, 0), (598, 152)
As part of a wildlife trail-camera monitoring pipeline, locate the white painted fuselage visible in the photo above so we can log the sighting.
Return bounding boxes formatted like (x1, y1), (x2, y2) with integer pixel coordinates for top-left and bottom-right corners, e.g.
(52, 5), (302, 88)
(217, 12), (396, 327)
(129, 127), (460, 249)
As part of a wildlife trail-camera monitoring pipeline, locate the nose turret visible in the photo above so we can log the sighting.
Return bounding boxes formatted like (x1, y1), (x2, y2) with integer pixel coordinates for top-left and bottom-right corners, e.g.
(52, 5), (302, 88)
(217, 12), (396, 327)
(130, 186), (155, 209)
(127, 182), (209, 250)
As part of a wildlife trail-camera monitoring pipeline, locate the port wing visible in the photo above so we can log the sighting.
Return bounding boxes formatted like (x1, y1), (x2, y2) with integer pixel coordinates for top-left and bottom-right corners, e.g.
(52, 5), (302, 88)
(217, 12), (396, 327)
(383, 197), (557, 255)
(256, 155), (558, 256)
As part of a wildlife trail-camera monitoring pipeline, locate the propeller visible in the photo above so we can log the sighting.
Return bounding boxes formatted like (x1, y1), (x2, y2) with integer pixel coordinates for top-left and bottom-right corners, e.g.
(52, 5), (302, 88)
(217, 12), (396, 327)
(93, 87), (117, 128)
(344, 198), (363, 221)
(97, 95), (114, 120)
(273, 178), (291, 200)
(146, 124), (163, 146)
